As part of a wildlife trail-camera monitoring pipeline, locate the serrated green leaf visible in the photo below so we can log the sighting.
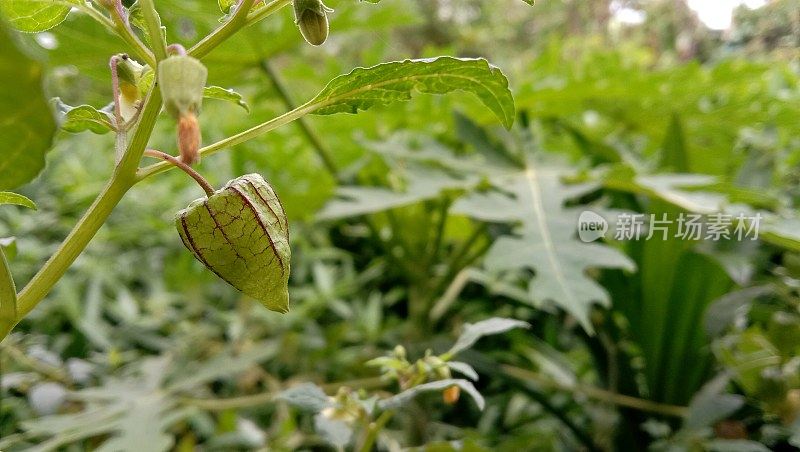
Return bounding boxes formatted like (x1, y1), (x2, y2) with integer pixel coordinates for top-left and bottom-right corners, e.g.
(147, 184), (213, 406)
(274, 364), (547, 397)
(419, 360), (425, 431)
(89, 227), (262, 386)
(0, 0), (72, 32)
(454, 162), (636, 333)
(52, 98), (115, 135)
(278, 383), (332, 412)
(0, 19), (57, 189)
(0, 191), (36, 209)
(203, 86), (250, 112)
(447, 318), (529, 357)
(309, 57), (515, 129)
(377, 379), (485, 410)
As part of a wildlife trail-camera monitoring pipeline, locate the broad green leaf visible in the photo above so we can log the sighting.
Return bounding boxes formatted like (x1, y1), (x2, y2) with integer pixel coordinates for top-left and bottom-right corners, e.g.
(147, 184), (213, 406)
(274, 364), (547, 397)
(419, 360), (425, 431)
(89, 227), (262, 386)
(203, 86), (250, 112)
(52, 98), (115, 135)
(377, 379), (485, 410)
(454, 161), (636, 333)
(309, 57), (515, 129)
(277, 383), (332, 413)
(0, 191), (36, 209)
(0, 0), (72, 32)
(0, 20), (57, 189)
(446, 318), (529, 357)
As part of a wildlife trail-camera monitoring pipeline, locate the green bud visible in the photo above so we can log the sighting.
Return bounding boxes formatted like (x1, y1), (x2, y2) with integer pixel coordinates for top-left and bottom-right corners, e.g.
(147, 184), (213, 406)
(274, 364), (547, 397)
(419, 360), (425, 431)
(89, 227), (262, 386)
(176, 174), (290, 313)
(293, 0), (333, 46)
(158, 55), (207, 119)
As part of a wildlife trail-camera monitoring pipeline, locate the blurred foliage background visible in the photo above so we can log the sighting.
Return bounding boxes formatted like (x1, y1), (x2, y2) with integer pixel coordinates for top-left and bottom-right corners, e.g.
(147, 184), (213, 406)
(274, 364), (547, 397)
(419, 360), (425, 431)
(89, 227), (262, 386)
(1, 0), (800, 450)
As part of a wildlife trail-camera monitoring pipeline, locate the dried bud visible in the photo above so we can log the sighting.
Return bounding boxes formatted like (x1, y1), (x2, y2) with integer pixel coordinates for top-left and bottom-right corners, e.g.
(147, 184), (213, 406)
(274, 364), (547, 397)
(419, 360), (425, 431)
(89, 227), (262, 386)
(158, 55), (207, 119)
(176, 174), (290, 313)
(293, 0), (333, 46)
(443, 385), (460, 405)
(177, 111), (201, 165)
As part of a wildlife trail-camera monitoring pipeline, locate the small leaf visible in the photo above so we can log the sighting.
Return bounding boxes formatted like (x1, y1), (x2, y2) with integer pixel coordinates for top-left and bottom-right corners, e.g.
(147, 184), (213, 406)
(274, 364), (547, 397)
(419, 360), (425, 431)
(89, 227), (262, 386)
(0, 191), (36, 209)
(685, 374), (744, 430)
(706, 439), (771, 452)
(52, 98), (115, 135)
(277, 383), (332, 413)
(309, 57), (515, 129)
(0, 20), (57, 189)
(203, 86), (250, 113)
(378, 379), (485, 411)
(0, 0), (72, 32)
(447, 318), (529, 357)
(218, 0), (236, 14)
(313, 413), (352, 449)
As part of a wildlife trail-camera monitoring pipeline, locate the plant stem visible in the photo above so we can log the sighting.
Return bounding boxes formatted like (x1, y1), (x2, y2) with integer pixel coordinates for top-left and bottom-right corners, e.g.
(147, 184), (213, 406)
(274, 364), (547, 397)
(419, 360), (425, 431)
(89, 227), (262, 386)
(11, 89), (163, 333)
(139, 0), (168, 61)
(136, 101), (319, 181)
(0, 247), (16, 339)
(358, 410), (394, 452)
(189, 0), (258, 59)
(259, 60), (341, 181)
(501, 364), (688, 417)
(143, 150), (215, 196)
(245, 0), (293, 27)
(180, 376), (386, 410)
(69, 0), (156, 67)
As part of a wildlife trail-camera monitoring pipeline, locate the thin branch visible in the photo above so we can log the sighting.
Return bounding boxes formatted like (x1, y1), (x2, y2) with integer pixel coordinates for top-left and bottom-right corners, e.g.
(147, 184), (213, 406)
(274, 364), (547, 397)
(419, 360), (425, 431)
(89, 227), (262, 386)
(501, 364), (689, 418)
(139, 0), (168, 61)
(259, 60), (341, 181)
(143, 150), (215, 197)
(189, 0), (259, 59)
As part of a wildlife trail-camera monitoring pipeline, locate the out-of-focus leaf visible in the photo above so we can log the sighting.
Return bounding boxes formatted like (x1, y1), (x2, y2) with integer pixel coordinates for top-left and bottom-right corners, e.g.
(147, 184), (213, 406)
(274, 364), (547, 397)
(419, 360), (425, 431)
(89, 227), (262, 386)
(378, 379), (485, 410)
(317, 166), (478, 220)
(167, 341), (280, 391)
(313, 413), (352, 448)
(203, 86), (250, 112)
(658, 113), (690, 172)
(684, 374), (744, 430)
(447, 362), (479, 381)
(704, 286), (772, 337)
(0, 241), (16, 338)
(52, 98), (115, 135)
(0, 19), (57, 189)
(0, 0), (72, 32)
(455, 162), (636, 333)
(309, 57), (515, 129)
(446, 318), (529, 357)
(277, 383), (332, 413)
(0, 191), (36, 209)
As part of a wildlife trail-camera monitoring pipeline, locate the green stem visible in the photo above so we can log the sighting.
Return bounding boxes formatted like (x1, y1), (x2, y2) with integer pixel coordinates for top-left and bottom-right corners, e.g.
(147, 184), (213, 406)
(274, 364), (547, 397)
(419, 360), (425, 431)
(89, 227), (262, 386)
(189, 0), (259, 59)
(73, 1), (156, 67)
(358, 410), (394, 452)
(0, 246), (16, 339)
(245, 0), (293, 28)
(259, 60), (341, 181)
(136, 101), (319, 181)
(139, 0), (168, 61)
(11, 88), (163, 332)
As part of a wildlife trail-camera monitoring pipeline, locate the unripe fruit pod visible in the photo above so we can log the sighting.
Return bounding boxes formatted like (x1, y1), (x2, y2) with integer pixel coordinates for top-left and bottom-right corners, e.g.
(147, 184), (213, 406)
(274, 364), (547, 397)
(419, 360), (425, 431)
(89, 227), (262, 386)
(158, 55), (207, 119)
(443, 385), (460, 405)
(293, 0), (333, 46)
(176, 174), (290, 313)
